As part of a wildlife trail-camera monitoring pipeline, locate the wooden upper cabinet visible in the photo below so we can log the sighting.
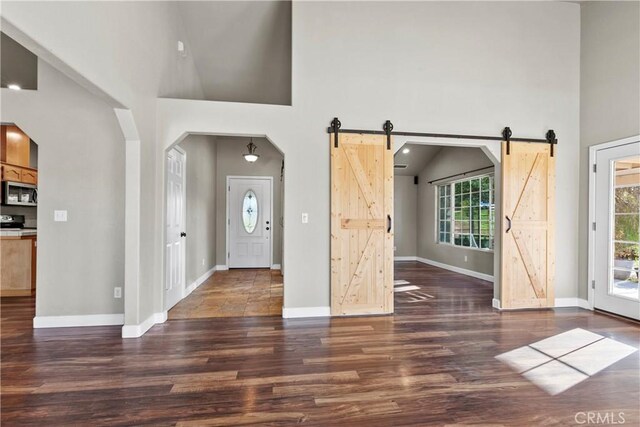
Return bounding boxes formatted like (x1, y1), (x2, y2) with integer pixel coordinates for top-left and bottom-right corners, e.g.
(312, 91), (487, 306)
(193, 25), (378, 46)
(1, 125), (31, 168)
(21, 169), (38, 185)
(1, 164), (22, 182)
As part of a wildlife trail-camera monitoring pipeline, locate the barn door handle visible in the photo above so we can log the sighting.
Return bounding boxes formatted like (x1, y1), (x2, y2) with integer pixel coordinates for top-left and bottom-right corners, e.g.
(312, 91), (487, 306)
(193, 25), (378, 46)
(387, 215), (392, 233)
(505, 216), (512, 233)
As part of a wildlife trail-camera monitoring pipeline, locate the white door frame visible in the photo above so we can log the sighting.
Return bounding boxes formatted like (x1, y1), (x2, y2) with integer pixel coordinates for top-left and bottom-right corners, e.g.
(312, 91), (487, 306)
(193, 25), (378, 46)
(226, 175), (274, 269)
(588, 134), (640, 309)
(164, 145), (187, 310)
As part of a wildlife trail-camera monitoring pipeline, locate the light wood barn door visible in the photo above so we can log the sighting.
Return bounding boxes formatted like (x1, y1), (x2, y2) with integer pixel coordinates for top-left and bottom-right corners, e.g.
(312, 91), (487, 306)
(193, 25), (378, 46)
(501, 142), (555, 309)
(331, 133), (394, 316)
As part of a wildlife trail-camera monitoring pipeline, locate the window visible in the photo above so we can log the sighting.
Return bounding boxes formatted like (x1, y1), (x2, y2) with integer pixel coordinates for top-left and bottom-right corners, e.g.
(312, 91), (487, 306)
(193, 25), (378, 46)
(242, 190), (258, 233)
(438, 175), (495, 250)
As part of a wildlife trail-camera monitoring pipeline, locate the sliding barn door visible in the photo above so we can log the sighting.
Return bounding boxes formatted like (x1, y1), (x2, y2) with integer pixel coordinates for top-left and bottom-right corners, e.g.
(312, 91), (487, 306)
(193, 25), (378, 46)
(331, 133), (394, 316)
(501, 142), (555, 309)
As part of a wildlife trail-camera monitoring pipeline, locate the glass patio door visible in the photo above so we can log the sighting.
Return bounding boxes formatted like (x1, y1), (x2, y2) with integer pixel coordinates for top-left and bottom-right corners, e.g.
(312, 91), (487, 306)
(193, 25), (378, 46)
(594, 141), (640, 320)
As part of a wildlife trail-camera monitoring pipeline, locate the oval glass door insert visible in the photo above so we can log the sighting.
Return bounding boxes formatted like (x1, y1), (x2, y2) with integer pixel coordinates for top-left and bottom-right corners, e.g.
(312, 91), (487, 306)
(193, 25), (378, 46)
(242, 190), (258, 233)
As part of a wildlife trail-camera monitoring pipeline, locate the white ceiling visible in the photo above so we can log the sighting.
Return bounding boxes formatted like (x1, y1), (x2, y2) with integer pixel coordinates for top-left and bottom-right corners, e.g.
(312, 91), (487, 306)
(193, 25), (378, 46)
(394, 144), (442, 176)
(177, 1), (291, 105)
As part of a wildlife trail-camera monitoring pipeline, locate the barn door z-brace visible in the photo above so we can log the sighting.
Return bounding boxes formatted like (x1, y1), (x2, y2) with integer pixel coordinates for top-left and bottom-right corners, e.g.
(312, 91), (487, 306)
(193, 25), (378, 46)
(329, 118), (557, 156)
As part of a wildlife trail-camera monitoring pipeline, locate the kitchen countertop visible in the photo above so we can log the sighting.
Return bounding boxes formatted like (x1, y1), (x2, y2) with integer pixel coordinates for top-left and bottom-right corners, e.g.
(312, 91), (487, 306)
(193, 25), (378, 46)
(0, 228), (37, 237)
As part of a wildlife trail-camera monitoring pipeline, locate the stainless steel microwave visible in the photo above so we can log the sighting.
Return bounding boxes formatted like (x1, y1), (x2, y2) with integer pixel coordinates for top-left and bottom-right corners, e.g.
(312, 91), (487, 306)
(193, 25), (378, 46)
(3, 181), (37, 206)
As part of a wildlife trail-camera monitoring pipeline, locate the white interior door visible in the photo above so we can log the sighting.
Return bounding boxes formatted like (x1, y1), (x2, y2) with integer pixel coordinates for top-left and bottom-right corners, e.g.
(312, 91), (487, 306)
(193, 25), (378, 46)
(165, 148), (186, 310)
(594, 141), (640, 320)
(228, 177), (272, 268)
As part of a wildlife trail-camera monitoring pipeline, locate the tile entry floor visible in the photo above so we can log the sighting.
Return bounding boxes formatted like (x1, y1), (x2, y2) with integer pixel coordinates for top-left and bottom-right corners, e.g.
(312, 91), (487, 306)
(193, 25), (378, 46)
(496, 328), (638, 395)
(168, 269), (283, 319)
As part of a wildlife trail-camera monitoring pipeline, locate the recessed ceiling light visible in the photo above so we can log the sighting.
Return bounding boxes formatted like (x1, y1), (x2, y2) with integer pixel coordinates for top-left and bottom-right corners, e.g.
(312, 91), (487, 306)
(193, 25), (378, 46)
(402, 148), (410, 154)
(7, 84), (21, 91)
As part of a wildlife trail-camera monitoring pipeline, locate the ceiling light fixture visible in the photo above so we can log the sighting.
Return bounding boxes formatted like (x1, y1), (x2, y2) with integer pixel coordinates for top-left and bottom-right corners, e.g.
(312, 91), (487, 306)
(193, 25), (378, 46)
(402, 148), (410, 154)
(243, 139), (259, 163)
(7, 84), (21, 91)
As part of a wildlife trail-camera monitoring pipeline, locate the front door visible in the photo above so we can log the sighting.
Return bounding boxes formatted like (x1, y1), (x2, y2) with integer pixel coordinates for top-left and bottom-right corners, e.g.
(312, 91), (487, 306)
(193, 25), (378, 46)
(501, 141), (555, 309)
(165, 148), (186, 310)
(228, 177), (272, 268)
(330, 133), (394, 316)
(594, 141), (640, 320)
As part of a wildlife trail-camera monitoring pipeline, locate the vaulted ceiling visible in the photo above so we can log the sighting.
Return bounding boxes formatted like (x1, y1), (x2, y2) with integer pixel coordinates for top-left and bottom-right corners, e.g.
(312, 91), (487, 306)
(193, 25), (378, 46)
(176, 1), (291, 105)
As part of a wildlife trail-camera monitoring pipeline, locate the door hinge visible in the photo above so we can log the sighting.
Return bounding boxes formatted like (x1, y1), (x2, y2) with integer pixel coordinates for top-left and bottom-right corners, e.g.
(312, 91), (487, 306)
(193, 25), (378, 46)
(592, 280), (595, 289)
(592, 222), (596, 231)
(228, 186), (230, 191)
(228, 218), (230, 225)
(593, 164), (597, 173)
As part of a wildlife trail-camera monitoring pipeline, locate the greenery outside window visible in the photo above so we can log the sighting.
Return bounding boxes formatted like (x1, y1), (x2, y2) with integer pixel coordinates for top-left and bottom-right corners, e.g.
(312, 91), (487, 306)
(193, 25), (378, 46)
(438, 174), (495, 250)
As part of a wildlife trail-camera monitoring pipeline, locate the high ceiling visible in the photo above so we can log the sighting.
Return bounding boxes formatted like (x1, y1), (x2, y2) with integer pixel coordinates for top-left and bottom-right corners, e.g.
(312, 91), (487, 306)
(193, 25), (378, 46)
(394, 144), (442, 176)
(176, 1), (291, 105)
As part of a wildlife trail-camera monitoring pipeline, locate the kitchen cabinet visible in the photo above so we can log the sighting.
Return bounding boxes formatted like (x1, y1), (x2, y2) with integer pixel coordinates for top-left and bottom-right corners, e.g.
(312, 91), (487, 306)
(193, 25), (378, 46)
(0, 234), (36, 297)
(1, 164), (22, 182)
(0, 163), (38, 185)
(1, 125), (38, 185)
(1, 125), (30, 167)
(21, 169), (38, 185)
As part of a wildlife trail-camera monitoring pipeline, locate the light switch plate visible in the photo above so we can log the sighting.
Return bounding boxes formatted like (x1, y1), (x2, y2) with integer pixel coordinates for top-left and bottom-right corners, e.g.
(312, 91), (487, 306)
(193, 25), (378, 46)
(54, 210), (68, 222)
(114, 287), (122, 298)
(301, 213), (309, 224)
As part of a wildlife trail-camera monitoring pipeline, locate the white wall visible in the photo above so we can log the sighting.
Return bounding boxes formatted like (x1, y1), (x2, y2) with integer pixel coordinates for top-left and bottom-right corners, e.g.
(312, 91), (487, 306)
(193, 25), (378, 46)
(177, 134), (218, 286)
(1, 60), (125, 317)
(417, 147), (495, 276)
(4, 1), (583, 322)
(1, 0), (208, 328)
(393, 176), (417, 257)
(578, 1), (640, 299)
(215, 137), (284, 266)
(159, 1), (581, 310)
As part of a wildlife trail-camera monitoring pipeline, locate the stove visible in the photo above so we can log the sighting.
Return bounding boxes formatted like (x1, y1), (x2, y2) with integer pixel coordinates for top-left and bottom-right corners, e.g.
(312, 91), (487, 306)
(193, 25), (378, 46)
(0, 215), (25, 229)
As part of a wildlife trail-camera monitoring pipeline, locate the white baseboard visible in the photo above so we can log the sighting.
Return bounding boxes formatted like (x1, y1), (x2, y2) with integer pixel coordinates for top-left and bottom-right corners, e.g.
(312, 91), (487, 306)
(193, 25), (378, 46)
(416, 257), (494, 283)
(492, 298), (501, 309)
(282, 306), (331, 318)
(154, 311), (168, 324)
(271, 264), (281, 270)
(215, 265), (228, 271)
(394, 256), (418, 261)
(555, 298), (592, 310)
(33, 313), (124, 328)
(184, 266), (217, 298)
(121, 310), (169, 338)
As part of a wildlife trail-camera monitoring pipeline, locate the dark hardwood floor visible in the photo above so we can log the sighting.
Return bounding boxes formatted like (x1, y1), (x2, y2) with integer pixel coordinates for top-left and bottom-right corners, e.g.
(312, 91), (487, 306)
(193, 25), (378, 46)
(2, 262), (639, 426)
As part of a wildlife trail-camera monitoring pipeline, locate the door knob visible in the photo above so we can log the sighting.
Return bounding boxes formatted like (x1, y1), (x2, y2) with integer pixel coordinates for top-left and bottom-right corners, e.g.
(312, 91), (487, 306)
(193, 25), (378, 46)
(266, 227), (270, 231)
(180, 232), (187, 237)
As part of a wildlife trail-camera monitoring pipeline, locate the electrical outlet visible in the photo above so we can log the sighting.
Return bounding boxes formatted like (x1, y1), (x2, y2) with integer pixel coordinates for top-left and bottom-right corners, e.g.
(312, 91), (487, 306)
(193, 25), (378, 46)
(202, 259), (205, 266)
(301, 213), (309, 224)
(114, 287), (122, 298)
(464, 255), (468, 262)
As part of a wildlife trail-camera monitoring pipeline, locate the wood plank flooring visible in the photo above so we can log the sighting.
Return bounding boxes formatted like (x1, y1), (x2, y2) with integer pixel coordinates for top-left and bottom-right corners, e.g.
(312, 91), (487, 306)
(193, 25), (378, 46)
(168, 269), (283, 319)
(2, 262), (639, 426)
